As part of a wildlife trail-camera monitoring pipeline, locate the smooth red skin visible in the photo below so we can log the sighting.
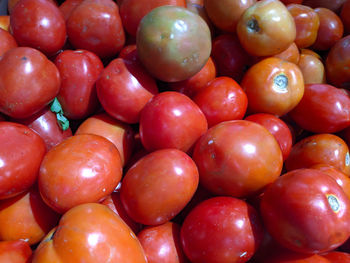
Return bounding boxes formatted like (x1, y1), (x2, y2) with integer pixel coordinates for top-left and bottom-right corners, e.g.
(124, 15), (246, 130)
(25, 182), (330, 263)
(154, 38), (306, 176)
(0, 186), (60, 245)
(167, 57), (217, 98)
(120, 0), (186, 37)
(101, 191), (141, 234)
(287, 4), (320, 49)
(245, 113), (293, 161)
(32, 203), (147, 263)
(0, 122), (46, 200)
(54, 49), (103, 120)
(75, 113), (135, 166)
(303, 0), (346, 12)
(211, 34), (253, 83)
(261, 250), (331, 263)
(66, 0), (125, 58)
(139, 91), (208, 152)
(0, 47), (61, 119)
(120, 149), (199, 226)
(180, 196), (263, 263)
(298, 53), (326, 84)
(59, 0), (84, 21)
(322, 251), (350, 262)
(285, 133), (350, 175)
(10, 0), (66, 55)
(192, 120), (283, 197)
(193, 76), (248, 127)
(326, 36), (350, 90)
(138, 222), (188, 263)
(15, 107), (72, 152)
(97, 58), (158, 124)
(38, 134), (123, 214)
(0, 240), (32, 263)
(261, 168), (350, 254)
(0, 28), (17, 57)
(289, 84), (350, 133)
(312, 8), (344, 51)
(341, 0), (350, 34)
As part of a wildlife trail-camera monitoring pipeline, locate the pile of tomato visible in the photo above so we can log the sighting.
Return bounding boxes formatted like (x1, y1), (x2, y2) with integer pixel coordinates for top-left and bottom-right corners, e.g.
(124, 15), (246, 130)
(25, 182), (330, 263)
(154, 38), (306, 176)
(1, 0), (350, 262)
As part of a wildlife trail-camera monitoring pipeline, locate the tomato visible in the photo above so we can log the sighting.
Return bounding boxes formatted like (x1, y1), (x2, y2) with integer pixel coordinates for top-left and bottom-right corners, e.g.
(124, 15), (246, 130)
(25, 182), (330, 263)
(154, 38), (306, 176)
(192, 120), (283, 197)
(0, 122), (46, 200)
(38, 134), (123, 213)
(285, 133), (350, 175)
(120, 149), (199, 225)
(136, 6), (212, 82)
(261, 168), (350, 254)
(0, 28), (17, 57)
(322, 251), (350, 263)
(186, 1), (215, 36)
(75, 113), (135, 166)
(0, 240), (32, 263)
(241, 57), (304, 116)
(0, 47), (60, 119)
(0, 16), (10, 31)
(66, 0), (125, 58)
(245, 113), (293, 161)
(137, 221), (188, 263)
(261, 249), (331, 263)
(180, 196), (263, 263)
(326, 35), (350, 90)
(0, 186), (59, 245)
(120, 0), (186, 37)
(10, 0), (66, 56)
(303, 0), (346, 12)
(289, 84), (350, 133)
(139, 91), (207, 152)
(96, 57), (158, 124)
(193, 76), (248, 127)
(32, 203), (147, 263)
(298, 53), (326, 84)
(59, 0), (83, 21)
(271, 42), (300, 64)
(236, 0), (296, 57)
(54, 49), (103, 120)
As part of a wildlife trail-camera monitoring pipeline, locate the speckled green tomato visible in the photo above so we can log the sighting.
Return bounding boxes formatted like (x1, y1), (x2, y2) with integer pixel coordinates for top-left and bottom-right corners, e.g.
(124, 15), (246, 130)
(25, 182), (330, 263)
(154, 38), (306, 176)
(136, 6), (212, 82)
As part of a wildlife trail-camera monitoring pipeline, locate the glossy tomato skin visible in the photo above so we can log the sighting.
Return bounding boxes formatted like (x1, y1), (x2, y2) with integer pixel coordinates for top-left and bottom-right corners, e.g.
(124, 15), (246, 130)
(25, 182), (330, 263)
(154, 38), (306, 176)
(0, 122), (46, 200)
(181, 196), (263, 263)
(192, 120), (283, 197)
(285, 133), (350, 176)
(120, 149), (199, 225)
(322, 251), (350, 262)
(137, 221), (188, 263)
(241, 57), (304, 116)
(15, 107), (72, 151)
(261, 168), (350, 254)
(97, 57), (158, 124)
(38, 134), (123, 213)
(66, 0), (125, 58)
(139, 91), (208, 152)
(0, 186), (59, 245)
(193, 76), (248, 127)
(289, 84), (350, 133)
(298, 53), (326, 84)
(59, 0), (83, 21)
(136, 6), (212, 82)
(326, 35), (350, 90)
(0, 28), (17, 57)
(245, 113), (293, 161)
(32, 203), (147, 263)
(0, 240), (32, 263)
(54, 49), (103, 120)
(10, 0), (66, 56)
(0, 47), (60, 119)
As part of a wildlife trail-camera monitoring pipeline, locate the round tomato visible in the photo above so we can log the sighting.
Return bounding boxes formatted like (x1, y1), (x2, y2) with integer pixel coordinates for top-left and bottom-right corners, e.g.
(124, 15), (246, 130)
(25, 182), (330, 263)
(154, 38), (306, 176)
(0, 240), (32, 263)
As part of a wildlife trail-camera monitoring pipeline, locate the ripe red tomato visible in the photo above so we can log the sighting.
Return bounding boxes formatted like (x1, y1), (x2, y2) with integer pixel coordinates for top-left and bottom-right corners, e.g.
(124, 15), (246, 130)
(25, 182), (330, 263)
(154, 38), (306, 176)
(59, 0), (83, 21)
(0, 240), (32, 263)
(180, 196), (263, 263)
(192, 120), (283, 197)
(261, 168), (350, 254)
(322, 251), (350, 263)
(0, 28), (17, 57)
(0, 122), (46, 200)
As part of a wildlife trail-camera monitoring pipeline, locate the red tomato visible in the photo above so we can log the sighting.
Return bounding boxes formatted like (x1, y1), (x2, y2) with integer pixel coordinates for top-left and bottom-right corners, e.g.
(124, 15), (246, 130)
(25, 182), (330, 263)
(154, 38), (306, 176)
(139, 91), (208, 152)
(180, 196), (263, 263)
(59, 0), (83, 21)
(0, 47), (60, 119)
(261, 248), (331, 263)
(0, 28), (17, 57)
(192, 120), (283, 197)
(96, 57), (158, 124)
(261, 168), (350, 254)
(32, 203), (147, 263)
(10, 0), (66, 56)
(245, 113), (293, 161)
(137, 221), (188, 263)
(298, 53), (326, 84)
(0, 240), (32, 263)
(120, 149), (199, 225)
(322, 251), (350, 263)
(66, 0), (125, 58)
(0, 122), (46, 200)
(193, 76), (248, 127)
(38, 134), (123, 213)
(289, 84), (350, 133)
